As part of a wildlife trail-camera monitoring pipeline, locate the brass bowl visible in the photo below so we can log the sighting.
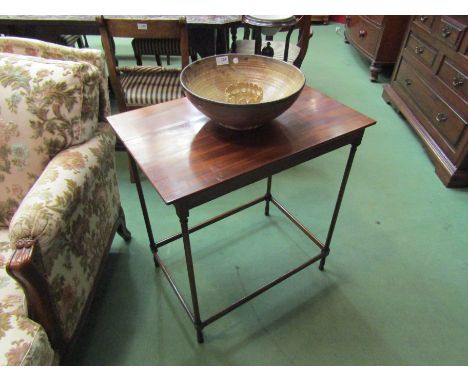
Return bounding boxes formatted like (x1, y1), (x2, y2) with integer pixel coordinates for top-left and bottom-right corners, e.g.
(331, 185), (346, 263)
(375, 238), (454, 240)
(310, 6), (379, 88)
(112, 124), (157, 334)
(180, 54), (305, 130)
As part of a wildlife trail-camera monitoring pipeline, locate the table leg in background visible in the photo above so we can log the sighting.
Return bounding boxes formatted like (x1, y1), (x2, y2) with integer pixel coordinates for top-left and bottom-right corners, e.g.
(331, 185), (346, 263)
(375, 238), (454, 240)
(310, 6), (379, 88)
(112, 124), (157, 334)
(264, 176), (272, 216)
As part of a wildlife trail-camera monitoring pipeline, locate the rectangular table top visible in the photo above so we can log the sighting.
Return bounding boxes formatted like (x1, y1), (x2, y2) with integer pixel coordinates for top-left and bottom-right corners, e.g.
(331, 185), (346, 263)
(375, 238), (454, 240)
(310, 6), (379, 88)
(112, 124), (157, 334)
(108, 86), (376, 208)
(0, 15), (241, 27)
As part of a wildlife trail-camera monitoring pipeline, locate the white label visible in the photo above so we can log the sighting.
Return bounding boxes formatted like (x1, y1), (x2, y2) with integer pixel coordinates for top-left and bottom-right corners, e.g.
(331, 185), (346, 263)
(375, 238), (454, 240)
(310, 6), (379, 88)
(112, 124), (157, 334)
(137, 23), (148, 30)
(216, 56), (229, 66)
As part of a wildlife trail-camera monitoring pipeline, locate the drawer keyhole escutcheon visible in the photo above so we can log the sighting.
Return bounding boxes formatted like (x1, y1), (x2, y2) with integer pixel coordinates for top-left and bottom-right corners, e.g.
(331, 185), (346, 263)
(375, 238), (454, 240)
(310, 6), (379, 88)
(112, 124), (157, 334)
(415, 46), (424, 54)
(452, 75), (464, 88)
(359, 30), (367, 38)
(441, 26), (452, 38)
(405, 79), (412, 86)
(436, 113), (448, 123)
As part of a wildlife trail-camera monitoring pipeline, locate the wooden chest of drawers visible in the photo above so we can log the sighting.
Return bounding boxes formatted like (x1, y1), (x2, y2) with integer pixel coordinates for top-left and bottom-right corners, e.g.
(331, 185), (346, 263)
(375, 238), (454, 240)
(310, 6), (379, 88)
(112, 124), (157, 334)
(345, 16), (410, 81)
(383, 16), (468, 187)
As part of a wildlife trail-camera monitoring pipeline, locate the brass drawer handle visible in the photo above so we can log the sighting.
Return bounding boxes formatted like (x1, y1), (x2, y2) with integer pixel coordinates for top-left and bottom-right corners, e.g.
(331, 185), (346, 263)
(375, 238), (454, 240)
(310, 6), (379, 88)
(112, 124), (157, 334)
(415, 46), (424, 54)
(452, 75), (464, 88)
(436, 113), (448, 123)
(405, 79), (412, 86)
(441, 25), (452, 38)
(359, 29), (367, 38)
(420, 16), (428, 22)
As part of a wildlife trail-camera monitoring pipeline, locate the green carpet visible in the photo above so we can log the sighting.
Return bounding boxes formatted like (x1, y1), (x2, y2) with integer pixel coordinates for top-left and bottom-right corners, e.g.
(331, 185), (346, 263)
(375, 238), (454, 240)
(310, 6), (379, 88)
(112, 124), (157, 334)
(69, 23), (468, 365)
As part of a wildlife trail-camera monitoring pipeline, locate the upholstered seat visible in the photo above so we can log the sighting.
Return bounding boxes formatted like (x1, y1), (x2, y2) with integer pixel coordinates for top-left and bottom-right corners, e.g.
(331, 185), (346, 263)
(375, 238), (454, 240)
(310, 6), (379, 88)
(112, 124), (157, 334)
(0, 313), (55, 366)
(119, 66), (183, 107)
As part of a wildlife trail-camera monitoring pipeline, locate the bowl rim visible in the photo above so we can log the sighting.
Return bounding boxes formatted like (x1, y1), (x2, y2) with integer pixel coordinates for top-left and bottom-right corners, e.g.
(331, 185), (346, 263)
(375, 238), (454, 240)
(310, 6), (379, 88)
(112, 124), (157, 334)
(179, 53), (306, 108)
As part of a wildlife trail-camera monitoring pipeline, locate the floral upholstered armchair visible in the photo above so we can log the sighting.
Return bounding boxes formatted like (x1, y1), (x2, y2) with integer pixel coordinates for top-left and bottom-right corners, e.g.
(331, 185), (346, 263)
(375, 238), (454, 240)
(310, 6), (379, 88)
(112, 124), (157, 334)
(0, 37), (131, 365)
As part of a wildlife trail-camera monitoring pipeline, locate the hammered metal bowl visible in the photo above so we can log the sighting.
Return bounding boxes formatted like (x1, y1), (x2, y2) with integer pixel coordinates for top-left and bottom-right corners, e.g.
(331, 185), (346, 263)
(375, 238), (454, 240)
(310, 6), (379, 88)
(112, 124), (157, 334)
(180, 54), (305, 130)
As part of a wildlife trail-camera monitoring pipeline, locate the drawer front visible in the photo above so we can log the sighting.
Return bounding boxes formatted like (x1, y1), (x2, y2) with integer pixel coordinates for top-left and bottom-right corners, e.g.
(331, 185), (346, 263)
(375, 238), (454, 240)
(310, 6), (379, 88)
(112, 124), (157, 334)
(435, 16), (467, 51)
(414, 15), (435, 32)
(346, 16), (381, 57)
(396, 58), (468, 150)
(438, 57), (468, 101)
(364, 15), (385, 26)
(405, 32), (438, 69)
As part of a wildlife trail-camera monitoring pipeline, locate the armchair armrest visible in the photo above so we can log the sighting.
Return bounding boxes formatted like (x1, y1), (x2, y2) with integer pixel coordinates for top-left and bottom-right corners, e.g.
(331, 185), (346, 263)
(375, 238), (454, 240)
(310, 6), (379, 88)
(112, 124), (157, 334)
(7, 122), (121, 344)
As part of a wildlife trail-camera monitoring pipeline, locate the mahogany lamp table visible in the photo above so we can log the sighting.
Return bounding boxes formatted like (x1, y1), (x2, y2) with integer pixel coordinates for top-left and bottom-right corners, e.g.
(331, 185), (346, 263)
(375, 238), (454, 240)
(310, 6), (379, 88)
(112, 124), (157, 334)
(107, 86), (376, 343)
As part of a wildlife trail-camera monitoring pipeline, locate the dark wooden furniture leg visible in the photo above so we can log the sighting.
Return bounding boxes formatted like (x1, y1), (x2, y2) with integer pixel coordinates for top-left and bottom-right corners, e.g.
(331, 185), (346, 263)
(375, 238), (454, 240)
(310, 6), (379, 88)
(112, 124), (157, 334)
(129, 155), (159, 267)
(116, 206), (132, 242)
(176, 206), (204, 343)
(319, 140), (360, 271)
(253, 26), (262, 54)
(230, 26), (237, 52)
(264, 176), (272, 216)
(155, 54), (162, 66)
(127, 154), (137, 184)
(134, 51), (142, 66)
(370, 61), (382, 82)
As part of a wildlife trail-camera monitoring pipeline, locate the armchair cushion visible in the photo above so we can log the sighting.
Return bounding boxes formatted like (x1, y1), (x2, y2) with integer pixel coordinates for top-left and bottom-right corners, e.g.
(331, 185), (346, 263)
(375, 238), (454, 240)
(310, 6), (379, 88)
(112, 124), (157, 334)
(0, 37), (110, 122)
(0, 52), (101, 226)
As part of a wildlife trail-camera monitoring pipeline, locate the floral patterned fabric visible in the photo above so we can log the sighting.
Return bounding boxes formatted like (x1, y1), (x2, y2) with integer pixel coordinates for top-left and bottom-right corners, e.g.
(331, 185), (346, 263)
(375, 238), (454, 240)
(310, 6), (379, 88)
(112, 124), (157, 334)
(9, 122), (120, 340)
(0, 229), (26, 318)
(1, 228), (26, 318)
(0, 228), (11, 268)
(0, 37), (110, 122)
(0, 53), (101, 226)
(0, 36), (112, 227)
(0, 314), (54, 366)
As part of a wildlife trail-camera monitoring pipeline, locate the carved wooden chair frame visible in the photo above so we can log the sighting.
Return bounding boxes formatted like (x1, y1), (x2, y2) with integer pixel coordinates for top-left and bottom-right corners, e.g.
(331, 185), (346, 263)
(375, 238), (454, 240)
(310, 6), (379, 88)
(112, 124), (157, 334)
(6, 207), (131, 362)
